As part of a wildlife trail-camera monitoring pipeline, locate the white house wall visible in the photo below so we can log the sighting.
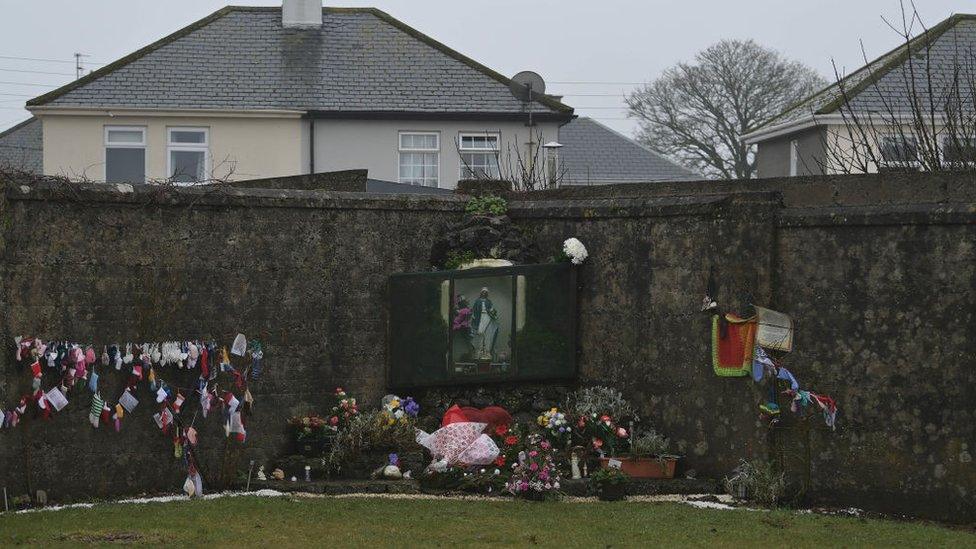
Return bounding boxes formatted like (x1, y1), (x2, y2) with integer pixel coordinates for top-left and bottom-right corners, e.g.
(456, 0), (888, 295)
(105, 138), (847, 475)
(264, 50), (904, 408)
(311, 119), (560, 189)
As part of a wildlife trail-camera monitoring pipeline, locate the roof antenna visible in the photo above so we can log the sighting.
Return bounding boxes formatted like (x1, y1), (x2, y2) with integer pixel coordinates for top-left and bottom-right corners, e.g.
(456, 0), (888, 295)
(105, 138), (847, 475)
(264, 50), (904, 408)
(74, 53), (90, 80)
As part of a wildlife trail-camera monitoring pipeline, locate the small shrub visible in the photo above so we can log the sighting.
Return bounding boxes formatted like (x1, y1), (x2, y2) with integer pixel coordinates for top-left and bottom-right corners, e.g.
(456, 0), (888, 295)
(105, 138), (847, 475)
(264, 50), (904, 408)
(444, 250), (476, 270)
(630, 430), (669, 458)
(564, 386), (637, 420)
(465, 194), (508, 216)
(723, 458), (786, 506)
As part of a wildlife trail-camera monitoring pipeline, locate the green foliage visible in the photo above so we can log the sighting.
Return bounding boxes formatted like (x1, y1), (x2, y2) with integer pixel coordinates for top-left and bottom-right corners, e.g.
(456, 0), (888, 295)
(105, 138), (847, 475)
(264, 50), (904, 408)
(444, 250), (476, 270)
(324, 411), (420, 474)
(630, 430), (670, 457)
(465, 194), (508, 216)
(724, 458), (786, 507)
(564, 386), (637, 421)
(590, 467), (630, 487)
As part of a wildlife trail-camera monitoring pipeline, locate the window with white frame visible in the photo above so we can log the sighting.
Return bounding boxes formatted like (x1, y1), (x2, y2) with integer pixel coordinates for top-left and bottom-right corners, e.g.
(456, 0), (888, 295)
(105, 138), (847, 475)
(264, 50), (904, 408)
(878, 135), (918, 165)
(399, 132), (440, 186)
(104, 126), (146, 183)
(459, 132), (500, 179)
(941, 136), (976, 165)
(168, 127), (209, 183)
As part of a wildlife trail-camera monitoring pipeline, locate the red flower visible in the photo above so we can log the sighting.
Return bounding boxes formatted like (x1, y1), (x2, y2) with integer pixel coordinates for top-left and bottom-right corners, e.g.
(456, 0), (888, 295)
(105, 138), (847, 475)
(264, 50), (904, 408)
(495, 424), (509, 436)
(504, 435), (518, 446)
(592, 437), (604, 449)
(329, 416), (339, 426)
(494, 456), (506, 466)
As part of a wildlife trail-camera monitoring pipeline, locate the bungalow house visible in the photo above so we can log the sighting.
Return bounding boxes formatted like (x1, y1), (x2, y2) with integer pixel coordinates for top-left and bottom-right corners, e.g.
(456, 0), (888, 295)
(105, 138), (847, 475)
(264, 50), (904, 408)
(743, 13), (976, 177)
(5, 1), (695, 188)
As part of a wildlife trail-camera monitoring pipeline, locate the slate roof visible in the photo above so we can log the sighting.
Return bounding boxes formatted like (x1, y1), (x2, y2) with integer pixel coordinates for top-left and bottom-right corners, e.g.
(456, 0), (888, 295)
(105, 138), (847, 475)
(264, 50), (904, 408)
(559, 118), (699, 184)
(0, 117), (42, 174)
(27, 7), (571, 119)
(749, 14), (976, 136)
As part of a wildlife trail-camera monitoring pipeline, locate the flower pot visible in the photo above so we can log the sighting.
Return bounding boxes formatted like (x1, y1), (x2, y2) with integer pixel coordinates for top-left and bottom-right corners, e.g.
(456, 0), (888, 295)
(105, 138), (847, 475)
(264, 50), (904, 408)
(600, 456), (677, 479)
(596, 482), (627, 501)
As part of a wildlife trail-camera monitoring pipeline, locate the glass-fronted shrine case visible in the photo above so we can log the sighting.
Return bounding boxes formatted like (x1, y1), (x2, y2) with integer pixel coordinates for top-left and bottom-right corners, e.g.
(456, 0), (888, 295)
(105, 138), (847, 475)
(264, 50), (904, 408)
(388, 263), (577, 388)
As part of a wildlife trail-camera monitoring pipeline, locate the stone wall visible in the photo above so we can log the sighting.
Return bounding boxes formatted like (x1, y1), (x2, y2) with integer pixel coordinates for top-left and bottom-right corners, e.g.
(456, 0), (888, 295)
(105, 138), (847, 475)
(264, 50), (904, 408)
(0, 172), (973, 522)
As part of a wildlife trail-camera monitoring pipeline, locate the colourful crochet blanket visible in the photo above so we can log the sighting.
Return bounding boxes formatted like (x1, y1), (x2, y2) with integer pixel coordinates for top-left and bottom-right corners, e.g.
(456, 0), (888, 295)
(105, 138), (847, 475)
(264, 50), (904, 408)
(712, 314), (757, 377)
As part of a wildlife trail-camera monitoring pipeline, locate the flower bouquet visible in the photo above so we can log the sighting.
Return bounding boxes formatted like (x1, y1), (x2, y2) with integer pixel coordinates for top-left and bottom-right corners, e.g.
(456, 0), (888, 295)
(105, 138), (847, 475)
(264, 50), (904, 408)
(561, 237), (588, 265)
(328, 387), (359, 430)
(537, 407), (573, 448)
(489, 422), (525, 469)
(287, 413), (334, 457)
(506, 434), (562, 501)
(372, 394), (421, 450)
(577, 413), (630, 457)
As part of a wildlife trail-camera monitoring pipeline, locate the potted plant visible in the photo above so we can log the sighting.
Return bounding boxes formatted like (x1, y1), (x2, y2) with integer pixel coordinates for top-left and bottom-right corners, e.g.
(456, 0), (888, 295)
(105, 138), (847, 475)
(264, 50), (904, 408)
(287, 413), (335, 457)
(590, 466), (629, 501)
(600, 430), (678, 479)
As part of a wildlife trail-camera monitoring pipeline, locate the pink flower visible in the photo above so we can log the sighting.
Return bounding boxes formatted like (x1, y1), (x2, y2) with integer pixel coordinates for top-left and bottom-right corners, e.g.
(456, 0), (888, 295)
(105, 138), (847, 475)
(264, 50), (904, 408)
(540, 440), (551, 450)
(529, 462), (539, 471)
(529, 450), (538, 457)
(519, 481), (529, 491)
(617, 427), (628, 438)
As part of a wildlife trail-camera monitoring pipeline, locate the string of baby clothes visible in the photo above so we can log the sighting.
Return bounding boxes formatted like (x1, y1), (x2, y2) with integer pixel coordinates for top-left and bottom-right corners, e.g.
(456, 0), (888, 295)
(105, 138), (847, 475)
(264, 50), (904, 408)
(1, 334), (264, 496)
(752, 345), (837, 429)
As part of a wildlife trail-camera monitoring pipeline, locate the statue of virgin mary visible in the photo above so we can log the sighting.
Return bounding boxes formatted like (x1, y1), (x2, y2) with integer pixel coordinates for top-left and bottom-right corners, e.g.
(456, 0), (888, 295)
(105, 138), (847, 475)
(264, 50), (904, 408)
(470, 287), (499, 361)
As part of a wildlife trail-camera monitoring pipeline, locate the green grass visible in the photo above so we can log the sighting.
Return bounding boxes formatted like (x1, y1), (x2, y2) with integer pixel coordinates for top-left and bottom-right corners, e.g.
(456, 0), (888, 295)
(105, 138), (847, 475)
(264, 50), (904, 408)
(1, 496), (973, 548)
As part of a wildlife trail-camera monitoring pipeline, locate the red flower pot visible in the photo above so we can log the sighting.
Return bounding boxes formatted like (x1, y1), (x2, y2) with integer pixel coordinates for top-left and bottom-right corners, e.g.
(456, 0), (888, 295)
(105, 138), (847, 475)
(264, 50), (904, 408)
(599, 456), (677, 479)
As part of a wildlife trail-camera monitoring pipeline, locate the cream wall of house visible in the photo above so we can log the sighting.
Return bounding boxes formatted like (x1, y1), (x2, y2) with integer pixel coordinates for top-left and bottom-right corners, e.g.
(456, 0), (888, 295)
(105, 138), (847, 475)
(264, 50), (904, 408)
(312, 119), (561, 189)
(39, 114), (305, 181)
(761, 122), (956, 177)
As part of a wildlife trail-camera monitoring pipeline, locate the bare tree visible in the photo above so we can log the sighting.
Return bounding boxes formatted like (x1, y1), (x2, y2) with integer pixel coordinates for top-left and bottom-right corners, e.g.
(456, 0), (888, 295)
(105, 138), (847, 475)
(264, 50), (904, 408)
(457, 129), (567, 191)
(626, 39), (827, 179)
(818, 4), (976, 174)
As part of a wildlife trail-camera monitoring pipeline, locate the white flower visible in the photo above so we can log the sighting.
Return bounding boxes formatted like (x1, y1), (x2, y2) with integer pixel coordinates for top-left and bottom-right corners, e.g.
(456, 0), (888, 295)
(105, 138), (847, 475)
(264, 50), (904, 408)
(563, 238), (588, 265)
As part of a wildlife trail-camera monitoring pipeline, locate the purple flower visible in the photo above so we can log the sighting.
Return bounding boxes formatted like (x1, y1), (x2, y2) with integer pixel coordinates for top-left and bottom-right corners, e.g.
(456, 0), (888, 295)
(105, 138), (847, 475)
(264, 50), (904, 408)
(402, 397), (420, 417)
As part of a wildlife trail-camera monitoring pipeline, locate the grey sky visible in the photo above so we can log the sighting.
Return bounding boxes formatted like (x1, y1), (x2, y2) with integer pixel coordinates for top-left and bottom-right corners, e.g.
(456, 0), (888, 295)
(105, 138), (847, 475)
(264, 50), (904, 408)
(0, 0), (970, 135)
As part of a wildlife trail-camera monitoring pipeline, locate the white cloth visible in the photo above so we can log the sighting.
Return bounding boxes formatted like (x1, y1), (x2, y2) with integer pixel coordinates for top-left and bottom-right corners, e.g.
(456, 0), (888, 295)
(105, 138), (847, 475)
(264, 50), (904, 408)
(415, 422), (499, 466)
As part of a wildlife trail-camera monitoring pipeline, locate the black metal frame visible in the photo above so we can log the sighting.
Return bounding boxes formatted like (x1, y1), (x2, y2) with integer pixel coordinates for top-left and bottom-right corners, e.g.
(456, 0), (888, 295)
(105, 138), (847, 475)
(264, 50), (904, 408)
(387, 263), (578, 389)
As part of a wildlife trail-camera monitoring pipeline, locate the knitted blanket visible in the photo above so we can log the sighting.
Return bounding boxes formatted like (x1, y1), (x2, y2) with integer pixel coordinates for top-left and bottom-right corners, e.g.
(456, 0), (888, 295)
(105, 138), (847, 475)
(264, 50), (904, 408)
(712, 314), (758, 377)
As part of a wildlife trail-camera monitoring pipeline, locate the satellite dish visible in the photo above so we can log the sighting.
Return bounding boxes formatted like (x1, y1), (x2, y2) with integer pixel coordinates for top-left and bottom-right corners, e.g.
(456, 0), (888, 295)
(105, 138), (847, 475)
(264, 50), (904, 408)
(510, 71), (546, 103)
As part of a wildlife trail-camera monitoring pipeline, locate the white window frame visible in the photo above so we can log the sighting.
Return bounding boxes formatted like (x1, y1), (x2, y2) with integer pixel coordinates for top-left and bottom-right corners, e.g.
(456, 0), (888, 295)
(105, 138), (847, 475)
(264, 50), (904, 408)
(104, 125), (147, 183)
(458, 132), (501, 179)
(398, 131), (440, 187)
(788, 139), (799, 177)
(877, 134), (919, 168)
(940, 135), (976, 166)
(167, 126), (210, 183)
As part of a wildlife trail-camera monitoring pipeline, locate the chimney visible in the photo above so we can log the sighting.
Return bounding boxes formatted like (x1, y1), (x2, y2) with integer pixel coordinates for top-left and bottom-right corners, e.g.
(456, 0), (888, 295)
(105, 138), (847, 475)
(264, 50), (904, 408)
(282, 0), (322, 29)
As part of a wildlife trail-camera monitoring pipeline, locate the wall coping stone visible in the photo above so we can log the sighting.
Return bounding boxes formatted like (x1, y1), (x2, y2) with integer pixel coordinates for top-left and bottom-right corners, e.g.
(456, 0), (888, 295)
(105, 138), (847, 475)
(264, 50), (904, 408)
(2, 180), (467, 212)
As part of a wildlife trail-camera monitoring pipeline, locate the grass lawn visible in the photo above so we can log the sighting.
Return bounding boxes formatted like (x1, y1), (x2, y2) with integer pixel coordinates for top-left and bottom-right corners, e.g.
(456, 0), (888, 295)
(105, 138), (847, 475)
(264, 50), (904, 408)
(1, 495), (974, 548)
